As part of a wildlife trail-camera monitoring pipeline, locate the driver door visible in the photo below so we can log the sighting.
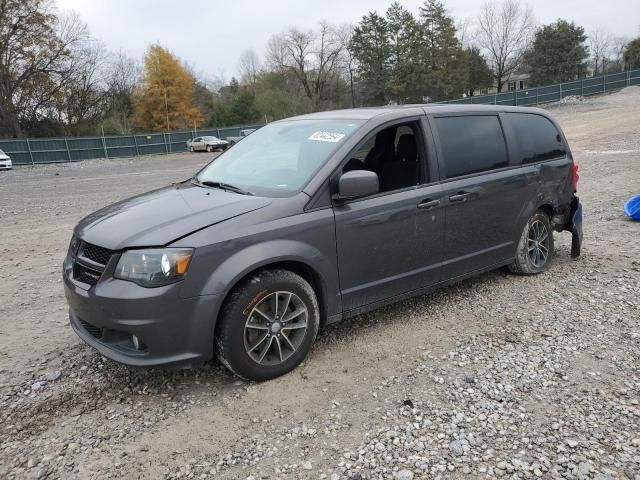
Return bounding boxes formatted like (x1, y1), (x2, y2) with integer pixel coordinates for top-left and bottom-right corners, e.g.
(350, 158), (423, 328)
(332, 119), (445, 312)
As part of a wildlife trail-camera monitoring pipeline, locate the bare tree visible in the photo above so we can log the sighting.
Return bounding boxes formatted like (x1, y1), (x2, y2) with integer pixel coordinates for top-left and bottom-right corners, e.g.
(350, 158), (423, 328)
(475, 0), (535, 91)
(108, 50), (140, 98)
(267, 21), (343, 110)
(103, 50), (140, 133)
(0, 1), (90, 136)
(611, 36), (630, 71)
(51, 39), (111, 133)
(336, 24), (357, 107)
(589, 29), (612, 75)
(238, 49), (261, 93)
(456, 16), (474, 48)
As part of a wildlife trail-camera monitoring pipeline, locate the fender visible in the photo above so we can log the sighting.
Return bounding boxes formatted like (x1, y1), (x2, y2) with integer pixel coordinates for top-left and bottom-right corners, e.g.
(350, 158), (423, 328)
(197, 239), (341, 317)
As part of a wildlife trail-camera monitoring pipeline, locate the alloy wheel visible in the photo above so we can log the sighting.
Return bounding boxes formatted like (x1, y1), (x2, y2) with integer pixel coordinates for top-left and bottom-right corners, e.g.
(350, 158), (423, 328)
(244, 291), (308, 366)
(527, 219), (550, 268)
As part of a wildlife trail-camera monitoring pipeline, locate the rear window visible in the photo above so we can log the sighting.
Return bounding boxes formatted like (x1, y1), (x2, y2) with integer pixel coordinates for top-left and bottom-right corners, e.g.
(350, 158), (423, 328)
(507, 113), (566, 164)
(435, 116), (508, 179)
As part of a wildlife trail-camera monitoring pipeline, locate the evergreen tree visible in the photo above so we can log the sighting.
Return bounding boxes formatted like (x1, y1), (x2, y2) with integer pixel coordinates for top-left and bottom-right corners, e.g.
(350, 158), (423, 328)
(525, 20), (589, 85)
(465, 46), (493, 95)
(624, 38), (640, 70)
(418, 0), (468, 101)
(386, 3), (422, 103)
(351, 12), (392, 105)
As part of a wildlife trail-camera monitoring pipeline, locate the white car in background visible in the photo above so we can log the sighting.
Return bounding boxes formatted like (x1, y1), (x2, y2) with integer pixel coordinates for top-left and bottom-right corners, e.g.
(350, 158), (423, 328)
(186, 136), (229, 153)
(0, 149), (12, 170)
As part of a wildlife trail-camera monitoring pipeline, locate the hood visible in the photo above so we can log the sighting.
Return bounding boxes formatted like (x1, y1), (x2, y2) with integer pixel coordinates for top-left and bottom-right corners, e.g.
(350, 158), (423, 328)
(75, 182), (272, 250)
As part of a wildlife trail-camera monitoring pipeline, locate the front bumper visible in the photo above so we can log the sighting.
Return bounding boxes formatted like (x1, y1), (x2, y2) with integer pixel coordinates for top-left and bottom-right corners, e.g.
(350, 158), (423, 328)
(0, 159), (12, 169)
(63, 266), (222, 367)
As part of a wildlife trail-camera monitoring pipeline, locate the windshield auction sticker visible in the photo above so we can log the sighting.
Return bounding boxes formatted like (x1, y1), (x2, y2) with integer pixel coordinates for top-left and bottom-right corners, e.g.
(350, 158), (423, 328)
(308, 131), (346, 143)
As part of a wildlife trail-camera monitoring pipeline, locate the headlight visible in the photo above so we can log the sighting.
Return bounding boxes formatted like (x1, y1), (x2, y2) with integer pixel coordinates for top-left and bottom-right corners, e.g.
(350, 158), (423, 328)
(114, 248), (193, 287)
(68, 235), (80, 256)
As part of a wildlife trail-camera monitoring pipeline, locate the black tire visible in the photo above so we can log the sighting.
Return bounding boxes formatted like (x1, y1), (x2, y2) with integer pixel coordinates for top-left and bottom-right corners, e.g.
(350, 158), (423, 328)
(509, 210), (554, 275)
(215, 269), (320, 381)
(206, 145), (213, 152)
(189, 146), (194, 152)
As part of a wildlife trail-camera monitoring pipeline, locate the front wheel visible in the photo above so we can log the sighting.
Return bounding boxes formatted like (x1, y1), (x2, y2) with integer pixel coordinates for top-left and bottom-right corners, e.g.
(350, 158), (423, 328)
(509, 210), (554, 275)
(215, 269), (320, 381)
(189, 146), (194, 152)
(206, 145), (213, 152)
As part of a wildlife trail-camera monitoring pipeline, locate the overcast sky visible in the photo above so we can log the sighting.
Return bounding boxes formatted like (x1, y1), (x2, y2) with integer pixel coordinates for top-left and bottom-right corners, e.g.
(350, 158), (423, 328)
(57, 0), (639, 82)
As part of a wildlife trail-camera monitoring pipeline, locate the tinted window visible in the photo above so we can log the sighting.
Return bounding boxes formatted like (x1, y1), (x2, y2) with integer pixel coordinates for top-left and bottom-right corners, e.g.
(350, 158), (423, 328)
(508, 113), (566, 164)
(435, 116), (508, 179)
(343, 122), (424, 193)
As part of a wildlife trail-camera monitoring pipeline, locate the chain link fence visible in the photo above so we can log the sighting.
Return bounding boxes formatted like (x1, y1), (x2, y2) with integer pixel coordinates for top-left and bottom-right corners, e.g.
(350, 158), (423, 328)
(440, 68), (640, 107)
(0, 125), (263, 166)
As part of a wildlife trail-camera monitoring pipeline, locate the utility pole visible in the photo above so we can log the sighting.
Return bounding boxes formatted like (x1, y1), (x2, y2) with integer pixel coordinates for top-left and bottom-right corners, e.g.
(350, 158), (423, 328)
(163, 88), (170, 132)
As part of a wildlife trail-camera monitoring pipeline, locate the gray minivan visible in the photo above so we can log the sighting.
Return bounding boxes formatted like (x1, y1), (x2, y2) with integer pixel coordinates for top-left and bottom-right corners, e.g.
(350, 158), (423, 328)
(64, 105), (583, 381)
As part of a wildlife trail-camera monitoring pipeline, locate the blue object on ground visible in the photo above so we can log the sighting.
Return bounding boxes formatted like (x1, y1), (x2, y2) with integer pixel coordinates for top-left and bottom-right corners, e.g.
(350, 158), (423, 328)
(624, 194), (640, 220)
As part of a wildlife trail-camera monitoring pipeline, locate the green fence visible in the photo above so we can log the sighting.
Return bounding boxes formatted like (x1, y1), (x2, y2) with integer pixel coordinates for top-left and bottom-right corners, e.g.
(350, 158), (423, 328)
(440, 68), (640, 107)
(0, 125), (263, 166)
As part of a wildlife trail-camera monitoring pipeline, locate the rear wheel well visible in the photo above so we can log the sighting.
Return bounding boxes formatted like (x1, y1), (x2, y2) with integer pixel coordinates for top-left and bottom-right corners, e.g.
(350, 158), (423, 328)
(538, 203), (568, 230)
(217, 261), (328, 332)
(538, 204), (554, 219)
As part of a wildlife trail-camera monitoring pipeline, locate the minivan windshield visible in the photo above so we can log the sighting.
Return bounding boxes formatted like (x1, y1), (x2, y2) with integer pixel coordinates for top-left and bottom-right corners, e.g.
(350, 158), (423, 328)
(195, 119), (365, 197)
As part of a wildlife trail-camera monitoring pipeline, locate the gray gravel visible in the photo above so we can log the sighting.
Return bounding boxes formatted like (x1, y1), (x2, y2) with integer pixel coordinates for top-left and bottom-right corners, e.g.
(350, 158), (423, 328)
(0, 88), (639, 479)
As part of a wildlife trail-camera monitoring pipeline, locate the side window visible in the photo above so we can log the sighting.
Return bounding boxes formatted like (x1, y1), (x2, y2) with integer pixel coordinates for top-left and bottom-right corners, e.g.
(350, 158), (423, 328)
(349, 136), (375, 165)
(508, 113), (566, 164)
(343, 122), (425, 194)
(435, 116), (508, 179)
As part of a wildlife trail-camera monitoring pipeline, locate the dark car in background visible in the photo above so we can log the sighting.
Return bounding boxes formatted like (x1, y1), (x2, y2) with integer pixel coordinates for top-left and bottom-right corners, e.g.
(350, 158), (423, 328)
(225, 128), (256, 147)
(63, 104), (582, 381)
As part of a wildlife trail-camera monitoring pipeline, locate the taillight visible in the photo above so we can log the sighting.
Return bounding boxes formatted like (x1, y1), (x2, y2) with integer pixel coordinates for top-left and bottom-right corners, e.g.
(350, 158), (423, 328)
(571, 163), (579, 192)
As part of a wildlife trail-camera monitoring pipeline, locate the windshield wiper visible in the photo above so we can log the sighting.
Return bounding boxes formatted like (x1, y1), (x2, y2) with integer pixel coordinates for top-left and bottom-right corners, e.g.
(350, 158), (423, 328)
(197, 180), (254, 196)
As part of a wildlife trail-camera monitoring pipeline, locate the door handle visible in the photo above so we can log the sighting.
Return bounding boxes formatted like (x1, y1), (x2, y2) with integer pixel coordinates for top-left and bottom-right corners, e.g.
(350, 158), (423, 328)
(449, 192), (471, 203)
(417, 199), (441, 210)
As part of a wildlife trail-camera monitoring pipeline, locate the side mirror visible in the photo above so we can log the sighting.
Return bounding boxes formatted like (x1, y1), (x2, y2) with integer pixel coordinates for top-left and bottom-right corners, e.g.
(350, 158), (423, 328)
(337, 170), (379, 200)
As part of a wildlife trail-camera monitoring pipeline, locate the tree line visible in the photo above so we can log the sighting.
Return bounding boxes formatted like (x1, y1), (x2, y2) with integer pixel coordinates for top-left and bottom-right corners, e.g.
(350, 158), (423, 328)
(2, 0), (640, 138)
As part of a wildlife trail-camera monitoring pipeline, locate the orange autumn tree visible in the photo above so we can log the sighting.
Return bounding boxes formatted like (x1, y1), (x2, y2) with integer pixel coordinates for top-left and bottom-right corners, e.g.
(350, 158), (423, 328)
(133, 44), (203, 131)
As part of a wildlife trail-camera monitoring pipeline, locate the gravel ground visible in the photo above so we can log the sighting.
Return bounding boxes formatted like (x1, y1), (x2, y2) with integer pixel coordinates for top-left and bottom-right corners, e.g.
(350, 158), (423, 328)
(0, 88), (639, 480)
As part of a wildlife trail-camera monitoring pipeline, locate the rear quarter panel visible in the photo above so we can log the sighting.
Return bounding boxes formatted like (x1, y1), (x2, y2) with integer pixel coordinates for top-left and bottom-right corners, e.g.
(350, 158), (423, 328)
(501, 109), (575, 225)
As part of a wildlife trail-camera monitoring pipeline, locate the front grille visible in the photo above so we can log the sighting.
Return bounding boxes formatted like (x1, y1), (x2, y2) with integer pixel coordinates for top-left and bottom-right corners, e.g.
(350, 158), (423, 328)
(73, 262), (102, 286)
(78, 318), (104, 340)
(80, 242), (114, 266)
(71, 241), (115, 287)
